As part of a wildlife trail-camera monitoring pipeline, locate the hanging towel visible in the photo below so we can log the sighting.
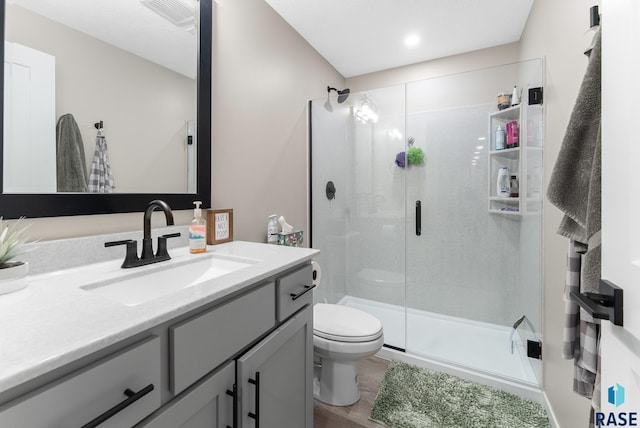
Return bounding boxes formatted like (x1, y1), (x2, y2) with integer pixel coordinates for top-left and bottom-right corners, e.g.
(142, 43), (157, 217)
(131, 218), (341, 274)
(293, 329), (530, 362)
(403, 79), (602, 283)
(548, 27), (601, 424)
(87, 128), (115, 193)
(562, 240), (600, 400)
(547, 28), (602, 294)
(56, 114), (88, 192)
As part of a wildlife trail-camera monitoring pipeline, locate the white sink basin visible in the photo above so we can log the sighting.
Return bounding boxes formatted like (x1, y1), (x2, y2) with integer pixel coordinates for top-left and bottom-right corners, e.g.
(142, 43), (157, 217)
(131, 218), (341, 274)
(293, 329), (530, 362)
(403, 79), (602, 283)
(81, 253), (257, 306)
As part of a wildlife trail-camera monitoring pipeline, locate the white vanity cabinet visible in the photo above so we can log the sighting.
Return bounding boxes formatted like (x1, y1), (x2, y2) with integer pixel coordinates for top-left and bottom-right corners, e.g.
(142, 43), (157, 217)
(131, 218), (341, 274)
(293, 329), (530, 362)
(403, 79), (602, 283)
(0, 336), (162, 428)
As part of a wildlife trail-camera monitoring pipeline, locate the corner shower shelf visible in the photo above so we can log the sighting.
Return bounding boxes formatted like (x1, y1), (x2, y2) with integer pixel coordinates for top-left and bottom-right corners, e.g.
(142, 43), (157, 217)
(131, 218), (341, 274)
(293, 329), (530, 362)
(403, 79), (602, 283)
(488, 90), (543, 215)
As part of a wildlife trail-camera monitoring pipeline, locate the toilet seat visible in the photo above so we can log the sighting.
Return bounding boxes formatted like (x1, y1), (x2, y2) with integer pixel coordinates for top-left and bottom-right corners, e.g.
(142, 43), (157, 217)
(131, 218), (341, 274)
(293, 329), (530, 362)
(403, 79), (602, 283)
(314, 303), (383, 343)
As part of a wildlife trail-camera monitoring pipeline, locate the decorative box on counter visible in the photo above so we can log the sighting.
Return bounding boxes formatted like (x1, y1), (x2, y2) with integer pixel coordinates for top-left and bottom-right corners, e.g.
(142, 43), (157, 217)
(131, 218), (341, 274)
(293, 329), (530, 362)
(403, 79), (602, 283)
(277, 231), (303, 247)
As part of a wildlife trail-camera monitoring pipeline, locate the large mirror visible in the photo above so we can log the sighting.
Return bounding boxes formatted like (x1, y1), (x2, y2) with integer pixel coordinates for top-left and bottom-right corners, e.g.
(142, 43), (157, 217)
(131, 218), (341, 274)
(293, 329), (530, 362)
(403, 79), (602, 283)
(0, 0), (211, 218)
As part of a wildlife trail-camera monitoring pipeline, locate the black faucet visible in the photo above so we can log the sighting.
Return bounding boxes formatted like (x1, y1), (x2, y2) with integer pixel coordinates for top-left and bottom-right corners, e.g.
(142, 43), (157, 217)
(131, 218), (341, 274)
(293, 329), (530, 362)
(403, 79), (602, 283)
(105, 199), (181, 268)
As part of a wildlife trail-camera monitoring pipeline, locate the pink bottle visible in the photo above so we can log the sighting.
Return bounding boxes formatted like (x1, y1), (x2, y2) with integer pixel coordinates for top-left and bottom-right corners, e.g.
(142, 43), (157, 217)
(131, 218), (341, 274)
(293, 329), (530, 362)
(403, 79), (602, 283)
(506, 121), (519, 148)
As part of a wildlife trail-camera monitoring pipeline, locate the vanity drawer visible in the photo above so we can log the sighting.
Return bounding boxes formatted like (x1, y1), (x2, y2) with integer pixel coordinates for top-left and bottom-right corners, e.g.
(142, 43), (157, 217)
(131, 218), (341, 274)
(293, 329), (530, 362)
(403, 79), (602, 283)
(0, 336), (161, 428)
(170, 282), (275, 395)
(276, 264), (314, 321)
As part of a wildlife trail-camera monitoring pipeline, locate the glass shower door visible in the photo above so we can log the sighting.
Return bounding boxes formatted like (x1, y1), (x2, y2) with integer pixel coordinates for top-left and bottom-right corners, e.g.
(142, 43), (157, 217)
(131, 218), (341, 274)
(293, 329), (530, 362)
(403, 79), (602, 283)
(404, 61), (544, 386)
(310, 84), (408, 350)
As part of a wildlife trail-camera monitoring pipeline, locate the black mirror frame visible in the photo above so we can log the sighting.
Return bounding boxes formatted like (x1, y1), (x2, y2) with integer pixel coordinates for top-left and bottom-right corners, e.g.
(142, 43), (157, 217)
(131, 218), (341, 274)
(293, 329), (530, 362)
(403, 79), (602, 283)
(0, 0), (212, 218)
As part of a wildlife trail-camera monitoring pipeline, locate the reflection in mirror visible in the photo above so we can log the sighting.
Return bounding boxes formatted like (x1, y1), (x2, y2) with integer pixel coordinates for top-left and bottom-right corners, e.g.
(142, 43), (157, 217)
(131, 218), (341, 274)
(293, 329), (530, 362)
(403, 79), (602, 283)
(0, 0), (211, 218)
(5, 0), (197, 194)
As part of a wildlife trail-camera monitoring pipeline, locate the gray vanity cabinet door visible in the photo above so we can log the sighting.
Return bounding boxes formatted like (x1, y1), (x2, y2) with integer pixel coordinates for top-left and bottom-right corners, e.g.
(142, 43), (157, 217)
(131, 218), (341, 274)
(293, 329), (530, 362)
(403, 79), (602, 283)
(237, 305), (313, 428)
(137, 361), (234, 428)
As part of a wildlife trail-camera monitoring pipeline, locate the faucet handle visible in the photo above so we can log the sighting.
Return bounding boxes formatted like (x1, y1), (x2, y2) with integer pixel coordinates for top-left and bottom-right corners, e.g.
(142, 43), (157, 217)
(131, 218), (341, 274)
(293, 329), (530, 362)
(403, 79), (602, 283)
(105, 239), (139, 268)
(156, 233), (181, 259)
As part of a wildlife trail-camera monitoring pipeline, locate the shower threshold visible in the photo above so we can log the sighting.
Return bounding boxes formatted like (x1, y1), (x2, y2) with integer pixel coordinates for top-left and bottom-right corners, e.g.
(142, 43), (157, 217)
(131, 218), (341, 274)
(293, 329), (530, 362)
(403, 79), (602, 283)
(339, 296), (541, 395)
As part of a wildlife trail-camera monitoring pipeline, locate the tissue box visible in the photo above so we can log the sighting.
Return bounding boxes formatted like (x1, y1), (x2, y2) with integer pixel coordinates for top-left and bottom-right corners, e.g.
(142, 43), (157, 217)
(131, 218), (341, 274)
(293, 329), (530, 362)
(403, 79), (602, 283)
(277, 231), (303, 247)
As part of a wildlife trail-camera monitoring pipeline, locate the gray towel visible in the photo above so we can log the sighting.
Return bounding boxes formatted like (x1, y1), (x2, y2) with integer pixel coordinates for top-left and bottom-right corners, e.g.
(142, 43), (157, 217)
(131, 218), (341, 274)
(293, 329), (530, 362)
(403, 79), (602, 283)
(547, 28), (601, 294)
(56, 114), (88, 192)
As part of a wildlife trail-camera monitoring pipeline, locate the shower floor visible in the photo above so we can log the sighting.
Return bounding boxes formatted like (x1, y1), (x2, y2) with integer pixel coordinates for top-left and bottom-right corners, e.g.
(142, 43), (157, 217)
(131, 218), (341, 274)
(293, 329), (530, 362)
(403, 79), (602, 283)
(339, 296), (539, 386)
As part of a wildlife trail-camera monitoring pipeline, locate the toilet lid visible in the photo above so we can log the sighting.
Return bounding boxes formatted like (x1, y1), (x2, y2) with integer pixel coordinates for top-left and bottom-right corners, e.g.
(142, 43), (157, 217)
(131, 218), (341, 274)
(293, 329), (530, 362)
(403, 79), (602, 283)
(314, 304), (383, 343)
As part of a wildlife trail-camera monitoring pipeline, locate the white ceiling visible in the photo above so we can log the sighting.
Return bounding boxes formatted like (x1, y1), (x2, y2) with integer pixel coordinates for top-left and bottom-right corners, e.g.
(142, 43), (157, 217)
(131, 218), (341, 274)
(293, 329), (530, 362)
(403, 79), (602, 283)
(9, 0), (197, 78)
(264, 0), (535, 78)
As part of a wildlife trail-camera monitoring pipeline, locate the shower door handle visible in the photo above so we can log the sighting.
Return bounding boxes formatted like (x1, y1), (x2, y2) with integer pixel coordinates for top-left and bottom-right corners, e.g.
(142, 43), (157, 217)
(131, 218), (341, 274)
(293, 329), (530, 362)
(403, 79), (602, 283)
(416, 201), (421, 236)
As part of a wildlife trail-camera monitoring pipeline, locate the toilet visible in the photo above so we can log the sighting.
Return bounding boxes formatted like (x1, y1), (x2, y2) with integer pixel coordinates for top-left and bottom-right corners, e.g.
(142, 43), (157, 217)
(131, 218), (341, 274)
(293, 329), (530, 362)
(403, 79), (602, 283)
(313, 303), (384, 406)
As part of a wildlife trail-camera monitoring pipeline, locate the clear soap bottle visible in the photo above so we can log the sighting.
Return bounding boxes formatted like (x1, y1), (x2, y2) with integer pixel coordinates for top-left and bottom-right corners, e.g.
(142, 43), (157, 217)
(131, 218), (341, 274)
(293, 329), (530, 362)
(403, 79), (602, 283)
(190, 201), (207, 253)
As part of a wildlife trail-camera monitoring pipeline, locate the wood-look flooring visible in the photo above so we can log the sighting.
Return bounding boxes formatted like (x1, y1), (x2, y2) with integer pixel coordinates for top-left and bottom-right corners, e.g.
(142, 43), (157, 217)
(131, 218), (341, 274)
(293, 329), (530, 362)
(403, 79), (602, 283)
(313, 356), (390, 428)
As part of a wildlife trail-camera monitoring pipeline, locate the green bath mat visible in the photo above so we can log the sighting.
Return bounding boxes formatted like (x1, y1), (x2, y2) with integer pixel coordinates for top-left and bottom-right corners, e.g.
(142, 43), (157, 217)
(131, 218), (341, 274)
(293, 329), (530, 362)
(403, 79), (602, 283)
(370, 360), (550, 428)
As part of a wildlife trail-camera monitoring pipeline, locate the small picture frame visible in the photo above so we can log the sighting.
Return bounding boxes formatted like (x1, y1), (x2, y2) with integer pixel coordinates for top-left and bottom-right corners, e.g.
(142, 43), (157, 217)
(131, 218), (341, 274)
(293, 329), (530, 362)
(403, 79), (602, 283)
(206, 209), (233, 245)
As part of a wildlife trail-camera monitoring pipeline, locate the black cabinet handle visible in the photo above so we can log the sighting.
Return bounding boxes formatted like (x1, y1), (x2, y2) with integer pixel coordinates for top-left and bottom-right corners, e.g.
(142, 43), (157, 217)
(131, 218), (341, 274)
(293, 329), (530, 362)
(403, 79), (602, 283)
(80, 384), (154, 428)
(416, 200), (422, 236)
(290, 284), (316, 301)
(226, 384), (237, 428)
(247, 372), (260, 427)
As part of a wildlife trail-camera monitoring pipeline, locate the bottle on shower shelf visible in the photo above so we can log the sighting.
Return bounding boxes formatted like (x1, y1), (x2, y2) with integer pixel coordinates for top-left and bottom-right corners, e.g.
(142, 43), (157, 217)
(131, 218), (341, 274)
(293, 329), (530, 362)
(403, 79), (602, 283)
(497, 167), (511, 198)
(511, 85), (520, 106)
(495, 125), (506, 151)
(510, 174), (519, 197)
(506, 121), (519, 148)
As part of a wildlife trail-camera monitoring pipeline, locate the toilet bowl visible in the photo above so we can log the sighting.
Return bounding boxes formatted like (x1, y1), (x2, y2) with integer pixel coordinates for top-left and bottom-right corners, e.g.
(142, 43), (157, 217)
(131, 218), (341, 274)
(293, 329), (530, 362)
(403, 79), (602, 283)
(313, 303), (384, 406)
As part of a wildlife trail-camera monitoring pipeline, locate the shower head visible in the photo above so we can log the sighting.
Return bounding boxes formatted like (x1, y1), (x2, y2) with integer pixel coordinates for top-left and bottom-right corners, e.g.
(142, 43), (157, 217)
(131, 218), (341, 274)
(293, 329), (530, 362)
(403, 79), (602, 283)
(337, 88), (350, 103)
(325, 86), (351, 110)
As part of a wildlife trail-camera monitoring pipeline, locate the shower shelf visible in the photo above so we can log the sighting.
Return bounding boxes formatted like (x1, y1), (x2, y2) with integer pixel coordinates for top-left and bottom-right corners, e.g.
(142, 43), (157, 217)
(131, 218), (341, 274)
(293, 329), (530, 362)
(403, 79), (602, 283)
(489, 147), (520, 156)
(488, 89), (543, 215)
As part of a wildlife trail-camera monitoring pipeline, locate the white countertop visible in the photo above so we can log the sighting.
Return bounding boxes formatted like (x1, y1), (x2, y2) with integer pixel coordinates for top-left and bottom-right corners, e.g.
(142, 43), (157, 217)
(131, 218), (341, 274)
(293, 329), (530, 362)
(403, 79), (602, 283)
(0, 241), (319, 394)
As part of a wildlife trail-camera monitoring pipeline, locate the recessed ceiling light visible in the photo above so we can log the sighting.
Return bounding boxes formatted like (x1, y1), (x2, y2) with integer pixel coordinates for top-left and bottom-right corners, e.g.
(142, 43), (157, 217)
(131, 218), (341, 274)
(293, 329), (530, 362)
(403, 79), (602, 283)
(478, 137), (486, 141)
(404, 35), (420, 47)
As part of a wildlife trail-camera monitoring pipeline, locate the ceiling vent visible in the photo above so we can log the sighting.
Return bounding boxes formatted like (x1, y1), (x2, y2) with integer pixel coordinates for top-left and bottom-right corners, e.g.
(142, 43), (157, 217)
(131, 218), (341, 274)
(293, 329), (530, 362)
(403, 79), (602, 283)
(140, 0), (196, 27)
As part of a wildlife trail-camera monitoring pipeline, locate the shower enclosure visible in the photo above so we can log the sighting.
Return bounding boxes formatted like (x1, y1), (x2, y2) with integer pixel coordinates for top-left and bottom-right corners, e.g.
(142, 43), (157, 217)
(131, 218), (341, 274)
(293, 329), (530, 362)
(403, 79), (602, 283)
(310, 60), (544, 391)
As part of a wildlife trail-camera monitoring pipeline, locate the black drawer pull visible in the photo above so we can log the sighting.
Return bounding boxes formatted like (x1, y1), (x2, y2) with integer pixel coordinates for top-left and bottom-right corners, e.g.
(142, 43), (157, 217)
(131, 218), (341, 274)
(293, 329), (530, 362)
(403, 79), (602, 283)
(247, 372), (260, 427)
(226, 384), (237, 428)
(80, 384), (154, 428)
(290, 284), (316, 301)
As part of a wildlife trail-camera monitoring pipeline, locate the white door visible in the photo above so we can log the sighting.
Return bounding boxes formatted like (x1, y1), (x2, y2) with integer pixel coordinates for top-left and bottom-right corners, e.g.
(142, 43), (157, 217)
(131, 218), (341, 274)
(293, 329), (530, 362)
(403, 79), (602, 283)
(600, 0), (640, 423)
(3, 41), (56, 193)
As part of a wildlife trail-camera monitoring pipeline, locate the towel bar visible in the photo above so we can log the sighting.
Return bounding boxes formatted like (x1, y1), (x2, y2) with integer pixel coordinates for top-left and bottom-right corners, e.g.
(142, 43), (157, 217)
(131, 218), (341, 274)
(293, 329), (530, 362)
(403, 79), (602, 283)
(570, 279), (623, 326)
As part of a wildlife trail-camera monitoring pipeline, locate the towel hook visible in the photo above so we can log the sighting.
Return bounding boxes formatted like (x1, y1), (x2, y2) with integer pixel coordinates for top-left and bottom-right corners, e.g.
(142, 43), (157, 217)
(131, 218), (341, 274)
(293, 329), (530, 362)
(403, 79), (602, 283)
(94, 120), (104, 130)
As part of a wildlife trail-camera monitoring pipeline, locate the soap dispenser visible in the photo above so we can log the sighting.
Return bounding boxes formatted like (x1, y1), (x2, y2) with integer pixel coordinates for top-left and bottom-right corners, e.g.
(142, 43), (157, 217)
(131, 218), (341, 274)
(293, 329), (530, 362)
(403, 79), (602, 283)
(267, 215), (278, 244)
(190, 201), (207, 254)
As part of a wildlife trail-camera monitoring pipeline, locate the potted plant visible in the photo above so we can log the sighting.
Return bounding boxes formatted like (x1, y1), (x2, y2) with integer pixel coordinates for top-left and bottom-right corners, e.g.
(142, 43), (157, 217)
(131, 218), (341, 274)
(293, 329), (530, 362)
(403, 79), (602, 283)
(0, 217), (32, 295)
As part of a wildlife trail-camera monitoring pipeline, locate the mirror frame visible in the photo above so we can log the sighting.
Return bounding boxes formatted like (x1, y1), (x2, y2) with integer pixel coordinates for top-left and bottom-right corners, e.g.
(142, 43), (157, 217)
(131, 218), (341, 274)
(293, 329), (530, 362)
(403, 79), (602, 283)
(0, 0), (212, 218)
